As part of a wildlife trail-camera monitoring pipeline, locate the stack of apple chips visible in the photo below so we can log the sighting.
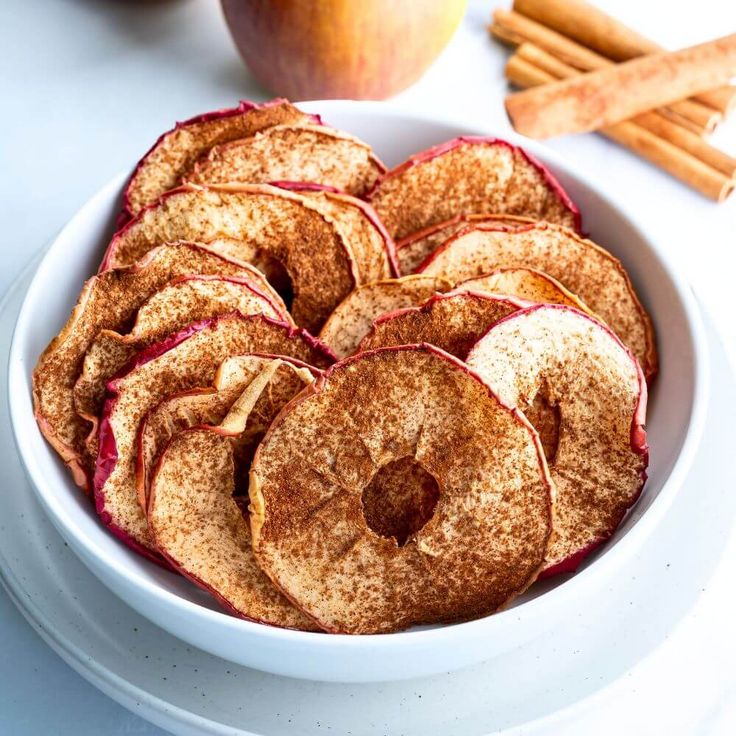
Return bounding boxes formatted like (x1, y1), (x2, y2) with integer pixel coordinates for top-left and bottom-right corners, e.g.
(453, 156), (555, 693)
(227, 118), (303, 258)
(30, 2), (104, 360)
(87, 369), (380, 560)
(33, 100), (652, 634)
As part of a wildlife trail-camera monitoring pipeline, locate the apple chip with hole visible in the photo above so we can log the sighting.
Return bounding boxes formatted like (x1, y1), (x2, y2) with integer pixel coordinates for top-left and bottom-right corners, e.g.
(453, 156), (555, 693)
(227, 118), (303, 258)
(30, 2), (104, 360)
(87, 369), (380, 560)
(32, 242), (277, 491)
(185, 123), (385, 197)
(102, 184), (364, 332)
(318, 275), (452, 358)
(419, 222), (657, 379)
(397, 213), (534, 274)
(120, 98), (316, 222)
(94, 313), (335, 561)
(148, 356), (321, 630)
(368, 137), (580, 241)
(73, 274), (290, 461)
(137, 354), (318, 509)
(467, 305), (648, 575)
(457, 267), (596, 315)
(357, 291), (524, 359)
(249, 345), (553, 634)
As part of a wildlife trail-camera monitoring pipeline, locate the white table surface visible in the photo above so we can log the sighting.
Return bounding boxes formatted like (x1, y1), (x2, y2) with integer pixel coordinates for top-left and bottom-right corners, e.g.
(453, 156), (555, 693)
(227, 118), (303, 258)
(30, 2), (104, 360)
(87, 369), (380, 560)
(1, 0), (735, 734)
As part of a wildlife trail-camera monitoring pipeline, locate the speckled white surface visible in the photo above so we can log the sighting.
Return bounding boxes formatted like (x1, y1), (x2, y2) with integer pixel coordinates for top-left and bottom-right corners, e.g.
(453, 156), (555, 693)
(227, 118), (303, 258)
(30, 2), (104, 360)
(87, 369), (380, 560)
(1, 0), (735, 732)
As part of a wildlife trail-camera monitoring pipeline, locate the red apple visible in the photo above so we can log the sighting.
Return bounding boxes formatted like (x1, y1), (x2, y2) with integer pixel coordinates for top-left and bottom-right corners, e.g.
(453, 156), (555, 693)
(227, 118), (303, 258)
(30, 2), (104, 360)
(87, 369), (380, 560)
(220, 0), (468, 100)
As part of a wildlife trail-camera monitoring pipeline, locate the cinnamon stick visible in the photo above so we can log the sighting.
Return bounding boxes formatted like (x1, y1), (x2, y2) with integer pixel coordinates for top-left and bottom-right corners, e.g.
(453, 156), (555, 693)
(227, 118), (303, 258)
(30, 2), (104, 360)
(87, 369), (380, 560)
(515, 43), (736, 178)
(490, 10), (721, 134)
(505, 34), (736, 139)
(512, 0), (736, 115)
(504, 55), (734, 202)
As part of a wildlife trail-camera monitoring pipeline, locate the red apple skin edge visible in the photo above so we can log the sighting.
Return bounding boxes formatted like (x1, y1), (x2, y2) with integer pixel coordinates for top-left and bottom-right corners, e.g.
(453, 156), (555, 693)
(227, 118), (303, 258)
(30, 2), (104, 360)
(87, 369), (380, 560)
(367, 136), (582, 235)
(34, 242), (266, 494)
(163, 273), (290, 323)
(134, 353), (322, 512)
(221, 0), (468, 101)
(413, 220), (544, 275)
(147, 424), (327, 631)
(396, 212), (529, 252)
(115, 99), (322, 229)
(248, 341), (555, 634)
(469, 303), (649, 577)
(102, 182), (322, 273)
(93, 313), (335, 563)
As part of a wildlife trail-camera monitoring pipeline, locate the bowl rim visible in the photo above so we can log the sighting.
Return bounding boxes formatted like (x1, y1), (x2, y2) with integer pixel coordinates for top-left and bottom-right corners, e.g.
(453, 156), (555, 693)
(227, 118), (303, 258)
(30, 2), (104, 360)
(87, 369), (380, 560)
(8, 100), (709, 648)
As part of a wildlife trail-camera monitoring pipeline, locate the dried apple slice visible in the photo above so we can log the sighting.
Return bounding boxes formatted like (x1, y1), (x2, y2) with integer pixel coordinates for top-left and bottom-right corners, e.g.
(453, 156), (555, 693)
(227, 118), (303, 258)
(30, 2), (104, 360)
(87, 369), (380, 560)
(397, 213), (534, 274)
(458, 267), (595, 315)
(137, 354), (318, 509)
(186, 124), (385, 197)
(419, 222), (657, 379)
(466, 305), (648, 575)
(102, 184), (361, 332)
(73, 274), (289, 458)
(94, 313), (334, 561)
(273, 181), (398, 281)
(367, 137), (580, 241)
(318, 275), (452, 358)
(120, 99), (316, 221)
(148, 357), (321, 629)
(32, 242), (277, 491)
(357, 290), (524, 359)
(249, 345), (553, 634)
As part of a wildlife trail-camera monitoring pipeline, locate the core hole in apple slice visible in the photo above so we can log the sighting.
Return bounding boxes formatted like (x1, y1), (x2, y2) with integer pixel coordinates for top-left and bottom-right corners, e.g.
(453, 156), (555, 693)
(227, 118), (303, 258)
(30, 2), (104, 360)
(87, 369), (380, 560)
(361, 457), (441, 547)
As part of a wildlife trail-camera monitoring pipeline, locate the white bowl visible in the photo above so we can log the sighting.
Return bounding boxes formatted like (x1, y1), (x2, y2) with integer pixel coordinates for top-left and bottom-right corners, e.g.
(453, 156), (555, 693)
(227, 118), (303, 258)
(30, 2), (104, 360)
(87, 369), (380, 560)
(8, 101), (708, 682)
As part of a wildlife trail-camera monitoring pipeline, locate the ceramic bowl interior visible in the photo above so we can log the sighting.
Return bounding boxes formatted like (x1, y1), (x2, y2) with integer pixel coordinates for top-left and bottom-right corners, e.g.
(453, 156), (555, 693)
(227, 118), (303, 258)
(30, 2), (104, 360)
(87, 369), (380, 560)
(8, 101), (708, 681)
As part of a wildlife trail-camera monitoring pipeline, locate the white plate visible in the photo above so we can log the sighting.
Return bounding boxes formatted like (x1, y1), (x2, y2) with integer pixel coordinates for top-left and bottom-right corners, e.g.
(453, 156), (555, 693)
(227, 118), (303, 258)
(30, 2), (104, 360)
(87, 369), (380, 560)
(8, 101), (709, 681)
(3, 269), (735, 734)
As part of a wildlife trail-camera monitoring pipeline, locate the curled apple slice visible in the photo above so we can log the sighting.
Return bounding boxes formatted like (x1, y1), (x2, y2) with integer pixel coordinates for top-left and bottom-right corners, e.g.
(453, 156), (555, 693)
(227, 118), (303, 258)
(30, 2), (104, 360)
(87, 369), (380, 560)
(250, 345), (553, 634)
(273, 182), (398, 282)
(121, 99), (316, 222)
(357, 290), (524, 359)
(148, 357), (321, 630)
(137, 354), (318, 510)
(457, 267), (595, 315)
(318, 275), (452, 358)
(102, 184), (361, 332)
(32, 242), (277, 491)
(73, 274), (289, 459)
(186, 124), (385, 197)
(419, 221), (657, 380)
(397, 213), (534, 274)
(467, 304), (648, 575)
(94, 313), (334, 561)
(368, 137), (580, 241)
